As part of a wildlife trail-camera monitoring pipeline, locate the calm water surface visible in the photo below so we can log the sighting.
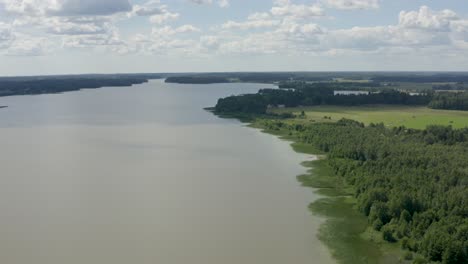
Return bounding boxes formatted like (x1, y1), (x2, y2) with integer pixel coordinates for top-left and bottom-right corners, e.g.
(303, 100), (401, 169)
(0, 80), (333, 264)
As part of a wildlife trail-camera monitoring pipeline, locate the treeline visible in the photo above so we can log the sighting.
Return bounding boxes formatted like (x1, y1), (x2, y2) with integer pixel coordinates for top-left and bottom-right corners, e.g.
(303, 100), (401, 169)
(278, 80), (381, 89)
(261, 119), (468, 264)
(164, 72), (468, 85)
(165, 72), (341, 84)
(433, 84), (468, 91)
(165, 76), (230, 84)
(429, 93), (468, 111)
(216, 80), (468, 113)
(0, 74), (165, 97)
(215, 88), (431, 114)
(372, 74), (468, 83)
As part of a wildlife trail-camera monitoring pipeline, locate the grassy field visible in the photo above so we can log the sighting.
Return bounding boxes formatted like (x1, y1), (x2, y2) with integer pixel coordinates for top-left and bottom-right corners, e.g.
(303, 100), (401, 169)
(271, 105), (468, 129)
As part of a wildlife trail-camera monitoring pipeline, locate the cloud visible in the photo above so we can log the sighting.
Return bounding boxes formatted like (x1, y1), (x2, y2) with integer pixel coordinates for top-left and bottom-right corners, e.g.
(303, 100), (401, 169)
(151, 25), (200, 36)
(218, 0), (229, 8)
(45, 17), (110, 35)
(188, 0), (212, 4)
(322, 7), (462, 52)
(215, 19), (324, 55)
(175, 24), (201, 33)
(49, 0), (132, 16)
(222, 19), (280, 30)
(0, 22), (14, 48)
(200, 35), (219, 49)
(187, 0), (229, 8)
(222, 13), (280, 30)
(0, 0), (134, 56)
(128, 24), (202, 55)
(399, 6), (458, 31)
(0, 0), (131, 17)
(322, 0), (379, 10)
(149, 12), (179, 24)
(209, 5), (468, 57)
(1, 0), (468, 62)
(62, 29), (125, 48)
(132, 6), (164, 16)
(271, 0), (324, 19)
(131, 1), (179, 24)
(6, 35), (50, 56)
(0, 0), (57, 16)
(325, 26), (398, 50)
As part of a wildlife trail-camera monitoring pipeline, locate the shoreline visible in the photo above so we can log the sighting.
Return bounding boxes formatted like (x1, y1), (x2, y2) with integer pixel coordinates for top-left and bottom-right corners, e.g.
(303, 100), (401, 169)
(244, 118), (407, 264)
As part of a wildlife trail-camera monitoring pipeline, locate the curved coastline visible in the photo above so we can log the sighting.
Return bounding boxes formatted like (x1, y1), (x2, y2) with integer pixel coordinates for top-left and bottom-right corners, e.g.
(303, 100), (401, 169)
(242, 119), (405, 264)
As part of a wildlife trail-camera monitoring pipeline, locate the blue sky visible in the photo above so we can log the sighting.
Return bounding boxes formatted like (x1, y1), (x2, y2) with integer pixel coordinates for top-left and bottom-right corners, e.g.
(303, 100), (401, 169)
(0, 0), (467, 75)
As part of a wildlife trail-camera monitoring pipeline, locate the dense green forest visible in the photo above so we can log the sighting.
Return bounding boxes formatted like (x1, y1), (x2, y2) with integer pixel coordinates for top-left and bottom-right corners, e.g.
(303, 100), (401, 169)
(256, 118), (468, 264)
(215, 80), (468, 113)
(429, 93), (468, 111)
(215, 88), (432, 114)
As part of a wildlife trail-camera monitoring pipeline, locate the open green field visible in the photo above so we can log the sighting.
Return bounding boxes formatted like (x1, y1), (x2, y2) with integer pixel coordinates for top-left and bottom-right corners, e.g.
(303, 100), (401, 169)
(271, 105), (468, 129)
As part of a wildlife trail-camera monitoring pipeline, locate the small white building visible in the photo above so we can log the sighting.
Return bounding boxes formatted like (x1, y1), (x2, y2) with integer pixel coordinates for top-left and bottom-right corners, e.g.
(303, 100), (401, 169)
(334, 90), (370, 96)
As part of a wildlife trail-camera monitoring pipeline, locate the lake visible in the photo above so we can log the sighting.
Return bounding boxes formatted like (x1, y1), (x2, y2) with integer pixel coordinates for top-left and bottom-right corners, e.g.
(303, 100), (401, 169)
(0, 80), (333, 264)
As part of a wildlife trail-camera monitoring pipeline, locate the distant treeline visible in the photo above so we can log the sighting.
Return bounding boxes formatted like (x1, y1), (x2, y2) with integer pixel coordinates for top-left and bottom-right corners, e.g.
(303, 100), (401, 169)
(261, 119), (468, 263)
(433, 83), (468, 91)
(429, 93), (468, 111)
(215, 80), (468, 113)
(0, 74), (166, 97)
(372, 74), (468, 83)
(215, 88), (432, 114)
(165, 72), (337, 84)
(165, 76), (231, 84)
(278, 81), (381, 89)
(165, 72), (468, 84)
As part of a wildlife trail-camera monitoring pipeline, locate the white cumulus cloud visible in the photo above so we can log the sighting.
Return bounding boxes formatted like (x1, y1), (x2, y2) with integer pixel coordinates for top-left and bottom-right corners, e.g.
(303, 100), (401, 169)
(322, 0), (379, 10)
(399, 6), (458, 31)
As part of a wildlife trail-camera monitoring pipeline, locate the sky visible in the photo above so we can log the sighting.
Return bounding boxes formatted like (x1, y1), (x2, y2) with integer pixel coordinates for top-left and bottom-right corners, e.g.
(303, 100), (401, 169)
(0, 0), (467, 75)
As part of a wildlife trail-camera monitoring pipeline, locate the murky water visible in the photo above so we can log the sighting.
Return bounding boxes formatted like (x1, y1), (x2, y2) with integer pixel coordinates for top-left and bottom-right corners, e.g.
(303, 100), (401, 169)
(0, 80), (333, 264)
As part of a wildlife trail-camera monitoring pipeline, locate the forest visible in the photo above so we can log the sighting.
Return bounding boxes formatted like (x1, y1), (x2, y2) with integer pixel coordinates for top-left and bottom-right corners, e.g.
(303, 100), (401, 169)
(429, 93), (468, 111)
(165, 72), (468, 85)
(165, 72), (331, 84)
(215, 81), (468, 113)
(0, 74), (166, 97)
(214, 88), (432, 114)
(257, 118), (467, 264)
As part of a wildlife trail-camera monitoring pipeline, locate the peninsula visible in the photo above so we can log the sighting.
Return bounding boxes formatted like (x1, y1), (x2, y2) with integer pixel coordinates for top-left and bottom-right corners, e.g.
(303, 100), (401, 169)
(211, 73), (468, 264)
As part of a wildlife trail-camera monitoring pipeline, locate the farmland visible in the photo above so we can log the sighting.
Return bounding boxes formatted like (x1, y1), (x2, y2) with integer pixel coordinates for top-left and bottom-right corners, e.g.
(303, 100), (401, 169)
(270, 105), (468, 129)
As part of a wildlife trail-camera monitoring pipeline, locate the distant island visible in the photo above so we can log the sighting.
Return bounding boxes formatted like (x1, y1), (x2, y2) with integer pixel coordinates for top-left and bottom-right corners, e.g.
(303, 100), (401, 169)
(0, 73), (170, 97)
